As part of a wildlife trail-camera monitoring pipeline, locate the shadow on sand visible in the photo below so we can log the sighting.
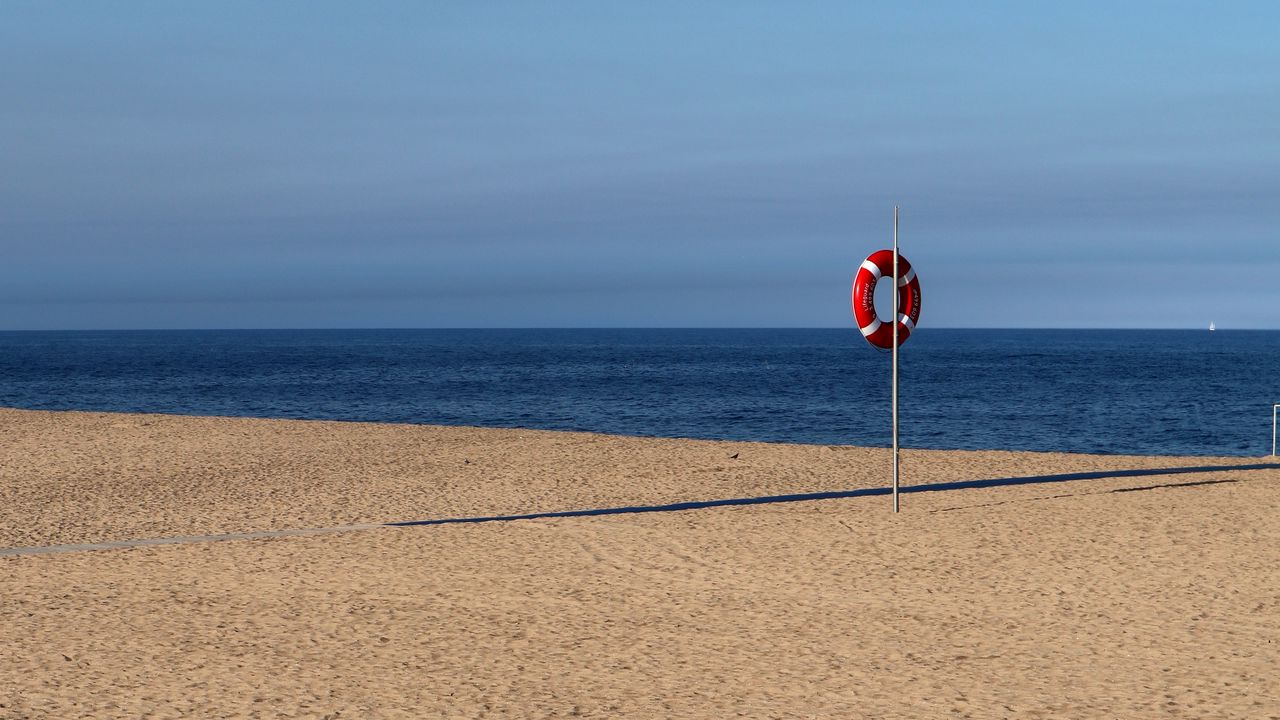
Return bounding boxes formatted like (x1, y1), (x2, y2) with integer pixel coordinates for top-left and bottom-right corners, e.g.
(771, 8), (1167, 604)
(388, 462), (1280, 527)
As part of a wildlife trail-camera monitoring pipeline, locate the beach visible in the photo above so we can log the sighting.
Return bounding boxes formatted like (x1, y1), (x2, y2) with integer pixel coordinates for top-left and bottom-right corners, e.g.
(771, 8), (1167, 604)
(3, 407), (1279, 717)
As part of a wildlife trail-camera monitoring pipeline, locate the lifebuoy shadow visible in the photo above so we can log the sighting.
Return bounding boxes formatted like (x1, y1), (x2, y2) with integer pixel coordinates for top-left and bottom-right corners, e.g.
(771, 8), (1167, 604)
(387, 462), (1280, 528)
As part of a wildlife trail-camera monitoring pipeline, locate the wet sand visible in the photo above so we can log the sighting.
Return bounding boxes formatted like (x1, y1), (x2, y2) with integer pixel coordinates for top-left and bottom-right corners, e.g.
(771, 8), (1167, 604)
(2, 408), (1278, 718)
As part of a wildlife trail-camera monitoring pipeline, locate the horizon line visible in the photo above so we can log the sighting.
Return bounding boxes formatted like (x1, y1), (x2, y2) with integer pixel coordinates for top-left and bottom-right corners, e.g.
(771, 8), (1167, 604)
(0, 326), (1270, 333)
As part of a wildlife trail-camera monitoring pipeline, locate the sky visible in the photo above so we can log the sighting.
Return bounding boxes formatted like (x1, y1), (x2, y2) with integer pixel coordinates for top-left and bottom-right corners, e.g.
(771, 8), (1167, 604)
(2, 2), (1277, 330)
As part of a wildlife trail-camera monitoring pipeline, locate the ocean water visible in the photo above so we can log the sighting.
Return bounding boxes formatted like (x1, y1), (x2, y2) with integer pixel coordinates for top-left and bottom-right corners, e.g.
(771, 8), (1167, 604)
(1, 329), (1278, 457)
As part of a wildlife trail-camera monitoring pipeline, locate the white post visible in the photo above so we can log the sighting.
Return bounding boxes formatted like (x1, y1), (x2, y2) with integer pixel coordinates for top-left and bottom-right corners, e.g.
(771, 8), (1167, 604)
(1273, 404), (1278, 457)
(892, 207), (900, 513)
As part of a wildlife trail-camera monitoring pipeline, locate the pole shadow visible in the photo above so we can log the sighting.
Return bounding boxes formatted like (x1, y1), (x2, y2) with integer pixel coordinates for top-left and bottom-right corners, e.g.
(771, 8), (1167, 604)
(387, 462), (1280, 528)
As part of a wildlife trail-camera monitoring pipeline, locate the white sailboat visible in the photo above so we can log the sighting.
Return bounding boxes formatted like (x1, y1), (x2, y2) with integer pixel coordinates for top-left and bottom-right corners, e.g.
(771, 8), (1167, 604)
(1209, 321), (1216, 332)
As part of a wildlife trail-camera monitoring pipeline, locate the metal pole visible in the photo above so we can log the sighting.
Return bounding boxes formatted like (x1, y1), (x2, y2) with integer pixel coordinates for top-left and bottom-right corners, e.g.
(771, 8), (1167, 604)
(1273, 404), (1278, 457)
(892, 207), (900, 513)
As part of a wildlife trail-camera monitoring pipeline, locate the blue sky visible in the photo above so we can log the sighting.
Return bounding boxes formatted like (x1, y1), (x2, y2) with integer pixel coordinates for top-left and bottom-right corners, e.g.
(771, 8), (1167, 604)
(2, 2), (1277, 329)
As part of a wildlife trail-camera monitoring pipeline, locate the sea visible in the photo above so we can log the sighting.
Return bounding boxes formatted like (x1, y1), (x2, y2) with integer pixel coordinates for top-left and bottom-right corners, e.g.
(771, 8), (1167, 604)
(2, 328), (1278, 457)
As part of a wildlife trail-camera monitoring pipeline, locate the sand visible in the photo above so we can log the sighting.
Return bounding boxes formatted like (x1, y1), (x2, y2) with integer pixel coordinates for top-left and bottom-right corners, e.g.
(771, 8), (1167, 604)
(2, 408), (1279, 718)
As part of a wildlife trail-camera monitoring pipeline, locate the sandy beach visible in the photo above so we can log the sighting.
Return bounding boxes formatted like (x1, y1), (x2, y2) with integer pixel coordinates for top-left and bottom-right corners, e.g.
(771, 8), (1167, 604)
(3, 407), (1279, 718)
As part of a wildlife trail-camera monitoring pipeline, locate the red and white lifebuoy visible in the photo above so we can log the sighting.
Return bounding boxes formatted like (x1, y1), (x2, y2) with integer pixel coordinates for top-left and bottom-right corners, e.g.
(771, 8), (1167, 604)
(852, 250), (922, 349)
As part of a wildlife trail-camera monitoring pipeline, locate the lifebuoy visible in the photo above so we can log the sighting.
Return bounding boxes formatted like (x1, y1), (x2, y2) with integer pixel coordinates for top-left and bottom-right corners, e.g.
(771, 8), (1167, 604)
(852, 250), (921, 349)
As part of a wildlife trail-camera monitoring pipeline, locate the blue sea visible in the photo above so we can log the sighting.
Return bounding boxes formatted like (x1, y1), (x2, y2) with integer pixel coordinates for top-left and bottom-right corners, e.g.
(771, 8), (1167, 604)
(1, 329), (1277, 457)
